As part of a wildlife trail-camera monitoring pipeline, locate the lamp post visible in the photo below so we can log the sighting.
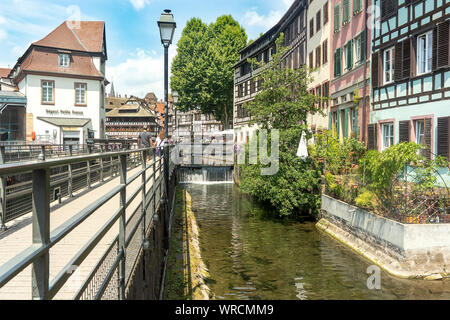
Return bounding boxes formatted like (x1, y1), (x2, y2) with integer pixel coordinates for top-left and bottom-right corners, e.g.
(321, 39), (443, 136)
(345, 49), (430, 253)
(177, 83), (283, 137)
(158, 9), (176, 251)
(172, 91), (179, 140)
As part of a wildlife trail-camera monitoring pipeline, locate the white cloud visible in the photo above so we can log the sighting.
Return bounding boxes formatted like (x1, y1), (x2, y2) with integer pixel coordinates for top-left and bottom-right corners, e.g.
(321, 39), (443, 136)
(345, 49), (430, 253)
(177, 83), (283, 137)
(244, 10), (283, 29)
(129, 0), (151, 10)
(106, 47), (177, 100)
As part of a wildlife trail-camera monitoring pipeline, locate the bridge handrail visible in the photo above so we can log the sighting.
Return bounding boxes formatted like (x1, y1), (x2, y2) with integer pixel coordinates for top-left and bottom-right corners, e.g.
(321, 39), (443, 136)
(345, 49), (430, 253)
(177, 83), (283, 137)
(0, 146), (175, 299)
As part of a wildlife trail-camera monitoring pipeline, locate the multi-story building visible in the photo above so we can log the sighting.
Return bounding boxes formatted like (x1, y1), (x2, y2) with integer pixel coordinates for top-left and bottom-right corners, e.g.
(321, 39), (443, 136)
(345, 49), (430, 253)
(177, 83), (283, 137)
(0, 68), (27, 142)
(368, 0), (449, 160)
(307, 0), (332, 131)
(8, 21), (108, 145)
(330, 0), (371, 142)
(233, 0), (308, 144)
(105, 97), (157, 140)
(175, 109), (223, 138)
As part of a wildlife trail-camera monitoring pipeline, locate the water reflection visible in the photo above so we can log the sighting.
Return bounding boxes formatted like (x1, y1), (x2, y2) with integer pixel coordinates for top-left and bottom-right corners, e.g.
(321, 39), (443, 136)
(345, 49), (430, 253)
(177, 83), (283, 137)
(183, 183), (450, 300)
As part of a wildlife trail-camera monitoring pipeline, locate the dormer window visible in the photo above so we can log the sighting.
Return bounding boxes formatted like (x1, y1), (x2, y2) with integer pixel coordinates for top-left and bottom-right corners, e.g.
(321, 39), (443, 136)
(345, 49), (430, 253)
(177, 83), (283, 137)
(59, 54), (70, 67)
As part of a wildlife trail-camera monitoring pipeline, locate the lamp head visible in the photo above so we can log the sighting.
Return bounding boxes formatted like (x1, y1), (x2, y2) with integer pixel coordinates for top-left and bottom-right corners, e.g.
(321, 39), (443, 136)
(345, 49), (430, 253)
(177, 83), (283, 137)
(157, 9), (176, 47)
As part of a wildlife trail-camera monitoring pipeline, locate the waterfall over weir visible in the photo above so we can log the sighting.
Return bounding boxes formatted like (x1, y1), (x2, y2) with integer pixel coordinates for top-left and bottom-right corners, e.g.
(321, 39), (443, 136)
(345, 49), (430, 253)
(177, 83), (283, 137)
(178, 166), (234, 184)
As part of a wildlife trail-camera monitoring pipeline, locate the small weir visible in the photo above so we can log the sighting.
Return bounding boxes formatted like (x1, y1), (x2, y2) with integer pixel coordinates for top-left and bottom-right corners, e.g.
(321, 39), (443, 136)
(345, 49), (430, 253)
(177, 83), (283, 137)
(178, 166), (234, 184)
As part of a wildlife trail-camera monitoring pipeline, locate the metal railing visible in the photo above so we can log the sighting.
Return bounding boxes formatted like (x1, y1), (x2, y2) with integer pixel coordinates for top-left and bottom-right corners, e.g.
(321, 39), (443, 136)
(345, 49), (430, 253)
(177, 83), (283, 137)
(0, 143), (142, 229)
(0, 145), (177, 299)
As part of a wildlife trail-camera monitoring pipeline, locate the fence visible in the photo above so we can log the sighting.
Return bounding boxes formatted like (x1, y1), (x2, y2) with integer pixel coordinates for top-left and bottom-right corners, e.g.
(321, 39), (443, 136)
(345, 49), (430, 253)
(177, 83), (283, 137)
(323, 165), (450, 225)
(0, 142), (141, 230)
(0, 145), (177, 299)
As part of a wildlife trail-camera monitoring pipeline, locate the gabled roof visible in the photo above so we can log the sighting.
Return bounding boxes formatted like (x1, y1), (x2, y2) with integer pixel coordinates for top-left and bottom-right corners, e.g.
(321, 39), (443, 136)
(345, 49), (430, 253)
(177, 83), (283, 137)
(0, 68), (11, 78)
(33, 21), (105, 54)
(18, 47), (103, 79)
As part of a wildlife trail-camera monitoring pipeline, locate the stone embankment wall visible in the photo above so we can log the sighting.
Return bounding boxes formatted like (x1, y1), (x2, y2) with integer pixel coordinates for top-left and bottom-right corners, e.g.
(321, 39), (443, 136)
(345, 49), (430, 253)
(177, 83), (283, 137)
(164, 189), (213, 299)
(318, 194), (450, 280)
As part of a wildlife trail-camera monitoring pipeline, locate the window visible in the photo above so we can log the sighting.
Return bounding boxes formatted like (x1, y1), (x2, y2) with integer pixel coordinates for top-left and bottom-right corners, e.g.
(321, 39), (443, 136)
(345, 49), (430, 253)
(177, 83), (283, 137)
(355, 35), (362, 64)
(324, 2), (329, 25)
(334, 48), (342, 77)
(343, 0), (350, 24)
(334, 4), (341, 32)
(383, 47), (395, 84)
(309, 52), (314, 69)
(344, 40), (353, 71)
(59, 54), (70, 67)
(353, 0), (362, 14)
(417, 31), (433, 75)
(75, 83), (87, 105)
(323, 40), (328, 64)
(416, 120), (425, 146)
(310, 19), (314, 38)
(315, 46), (321, 68)
(322, 81), (329, 107)
(382, 123), (394, 150)
(42, 80), (54, 104)
(316, 11), (321, 32)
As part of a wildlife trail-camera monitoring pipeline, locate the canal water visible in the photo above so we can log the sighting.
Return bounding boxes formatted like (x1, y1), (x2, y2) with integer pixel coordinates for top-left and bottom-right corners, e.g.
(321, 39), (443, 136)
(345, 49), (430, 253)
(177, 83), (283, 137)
(182, 183), (450, 300)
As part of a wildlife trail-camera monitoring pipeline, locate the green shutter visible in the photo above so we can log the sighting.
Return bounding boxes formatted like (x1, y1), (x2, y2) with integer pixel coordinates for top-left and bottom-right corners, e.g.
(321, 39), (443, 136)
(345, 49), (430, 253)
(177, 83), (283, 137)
(329, 112), (332, 131)
(343, 0), (349, 23)
(334, 5), (340, 32)
(348, 39), (353, 70)
(344, 109), (349, 139)
(336, 48), (341, 76)
(360, 30), (366, 62)
(336, 111), (340, 139)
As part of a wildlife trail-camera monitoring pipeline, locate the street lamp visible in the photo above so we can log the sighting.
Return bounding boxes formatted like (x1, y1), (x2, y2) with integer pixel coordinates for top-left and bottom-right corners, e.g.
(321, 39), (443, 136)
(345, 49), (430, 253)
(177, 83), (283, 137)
(158, 9), (176, 251)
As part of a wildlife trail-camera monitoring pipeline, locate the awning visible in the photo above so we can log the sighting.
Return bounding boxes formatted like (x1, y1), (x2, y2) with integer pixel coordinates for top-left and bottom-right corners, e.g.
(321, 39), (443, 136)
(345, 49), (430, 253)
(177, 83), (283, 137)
(0, 91), (27, 112)
(37, 117), (92, 127)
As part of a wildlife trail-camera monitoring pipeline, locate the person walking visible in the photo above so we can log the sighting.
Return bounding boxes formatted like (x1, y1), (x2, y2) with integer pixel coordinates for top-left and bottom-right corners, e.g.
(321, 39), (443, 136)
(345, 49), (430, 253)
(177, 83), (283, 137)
(155, 129), (164, 157)
(138, 126), (153, 161)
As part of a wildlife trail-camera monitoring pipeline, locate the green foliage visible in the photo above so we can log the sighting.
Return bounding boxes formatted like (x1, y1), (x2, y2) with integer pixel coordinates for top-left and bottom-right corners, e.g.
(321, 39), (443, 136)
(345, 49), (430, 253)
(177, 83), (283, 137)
(308, 130), (366, 175)
(238, 35), (323, 218)
(171, 16), (247, 128)
(239, 131), (322, 218)
(355, 189), (377, 210)
(243, 34), (320, 131)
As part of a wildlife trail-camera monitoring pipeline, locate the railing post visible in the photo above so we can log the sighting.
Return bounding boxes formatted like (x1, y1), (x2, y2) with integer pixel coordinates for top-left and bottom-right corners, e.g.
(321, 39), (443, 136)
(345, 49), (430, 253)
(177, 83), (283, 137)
(68, 145), (73, 198)
(118, 153), (127, 300)
(100, 145), (104, 182)
(31, 168), (50, 300)
(0, 146), (7, 231)
(141, 150), (147, 231)
(38, 145), (46, 161)
(87, 147), (91, 189)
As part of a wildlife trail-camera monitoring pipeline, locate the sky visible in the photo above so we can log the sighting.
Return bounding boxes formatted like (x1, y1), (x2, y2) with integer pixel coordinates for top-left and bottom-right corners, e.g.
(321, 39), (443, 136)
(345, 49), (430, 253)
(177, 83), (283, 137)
(0, 0), (295, 99)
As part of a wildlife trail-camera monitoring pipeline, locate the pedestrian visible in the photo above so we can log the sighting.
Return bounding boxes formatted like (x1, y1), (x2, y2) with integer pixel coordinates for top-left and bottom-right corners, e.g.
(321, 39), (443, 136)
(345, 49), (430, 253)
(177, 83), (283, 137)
(155, 129), (164, 157)
(138, 126), (153, 161)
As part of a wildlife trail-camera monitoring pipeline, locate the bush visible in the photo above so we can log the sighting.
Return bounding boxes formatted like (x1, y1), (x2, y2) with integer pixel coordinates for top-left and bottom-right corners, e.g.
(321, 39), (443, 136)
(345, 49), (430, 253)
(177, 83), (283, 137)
(239, 130), (322, 218)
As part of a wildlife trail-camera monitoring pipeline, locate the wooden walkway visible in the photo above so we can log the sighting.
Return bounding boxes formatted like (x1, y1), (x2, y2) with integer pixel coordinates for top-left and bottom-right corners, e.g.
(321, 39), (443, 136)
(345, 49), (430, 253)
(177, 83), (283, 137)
(0, 165), (162, 300)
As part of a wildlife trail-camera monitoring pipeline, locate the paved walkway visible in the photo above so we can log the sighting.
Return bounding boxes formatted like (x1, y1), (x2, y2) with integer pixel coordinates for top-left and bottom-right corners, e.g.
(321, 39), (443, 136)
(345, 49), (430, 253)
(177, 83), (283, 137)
(0, 163), (162, 300)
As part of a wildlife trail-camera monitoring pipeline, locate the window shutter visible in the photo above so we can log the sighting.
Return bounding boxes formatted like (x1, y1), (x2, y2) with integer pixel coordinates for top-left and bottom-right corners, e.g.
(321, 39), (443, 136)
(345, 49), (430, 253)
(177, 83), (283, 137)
(367, 124), (377, 150)
(328, 112), (332, 131)
(371, 52), (379, 88)
(334, 5), (340, 32)
(360, 30), (366, 62)
(344, 109), (349, 139)
(349, 39), (353, 69)
(437, 117), (450, 160)
(424, 118), (432, 160)
(394, 42), (403, 81)
(433, 27), (438, 71)
(437, 20), (450, 69)
(336, 111), (340, 139)
(402, 39), (411, 79)
(399, 120), (410, 143)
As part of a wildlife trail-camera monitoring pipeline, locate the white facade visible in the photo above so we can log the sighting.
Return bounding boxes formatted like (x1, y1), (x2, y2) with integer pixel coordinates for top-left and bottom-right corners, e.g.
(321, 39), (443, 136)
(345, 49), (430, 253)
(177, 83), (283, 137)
(18, 74), (105, 144)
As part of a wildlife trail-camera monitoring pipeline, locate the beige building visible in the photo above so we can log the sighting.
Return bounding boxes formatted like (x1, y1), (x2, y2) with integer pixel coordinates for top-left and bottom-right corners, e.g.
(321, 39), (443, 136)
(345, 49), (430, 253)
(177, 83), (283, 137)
(306, 0), (331, 131)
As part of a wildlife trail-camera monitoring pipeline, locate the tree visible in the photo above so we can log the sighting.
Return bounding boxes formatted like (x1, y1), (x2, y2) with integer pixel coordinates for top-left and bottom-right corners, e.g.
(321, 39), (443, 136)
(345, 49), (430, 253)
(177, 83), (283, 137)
(171, 15), (247, 129)
(170, 18), (209, 113)
(238, 35), (324, 218)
